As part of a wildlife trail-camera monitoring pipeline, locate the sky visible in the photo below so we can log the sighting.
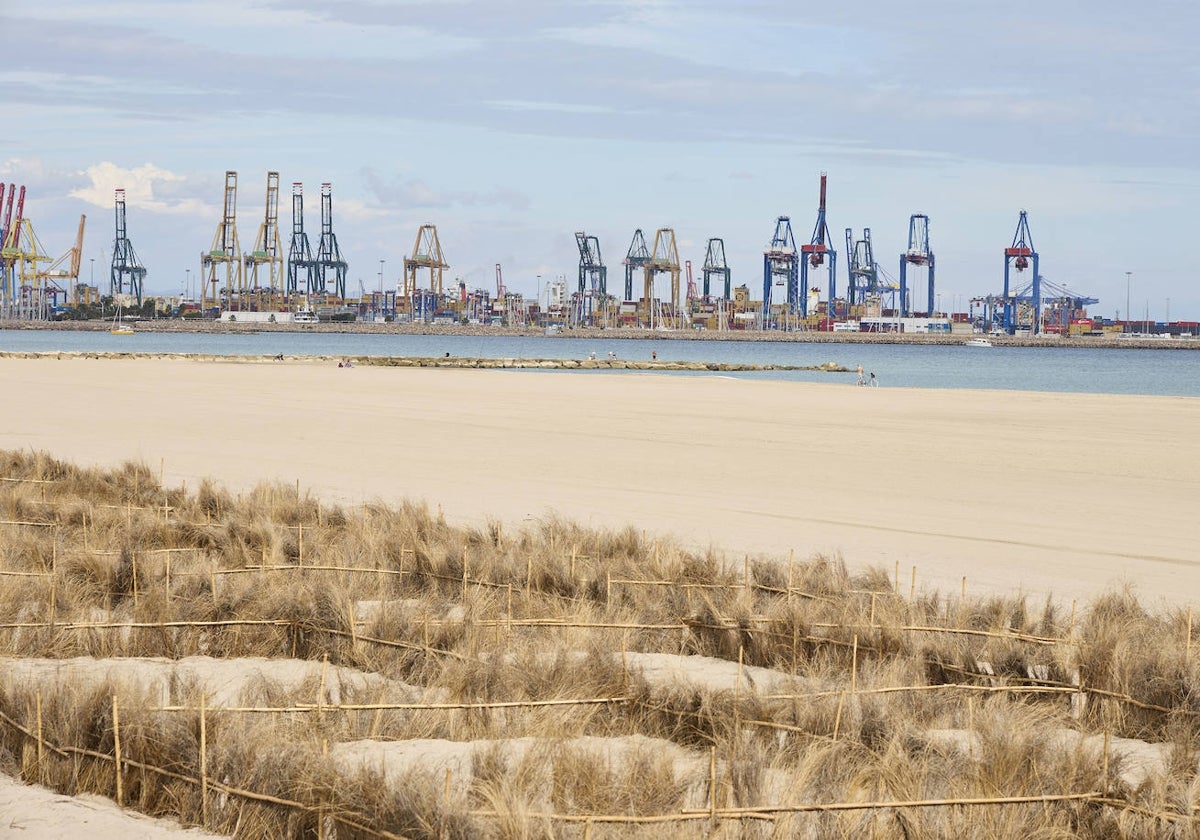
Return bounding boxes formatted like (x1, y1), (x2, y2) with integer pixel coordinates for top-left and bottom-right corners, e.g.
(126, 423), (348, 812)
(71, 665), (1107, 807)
(2, 0), (1198, 321)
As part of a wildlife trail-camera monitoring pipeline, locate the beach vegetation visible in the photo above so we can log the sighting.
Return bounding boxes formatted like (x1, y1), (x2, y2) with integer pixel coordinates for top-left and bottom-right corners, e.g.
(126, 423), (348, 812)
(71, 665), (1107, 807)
(0, 449), (1197, 837)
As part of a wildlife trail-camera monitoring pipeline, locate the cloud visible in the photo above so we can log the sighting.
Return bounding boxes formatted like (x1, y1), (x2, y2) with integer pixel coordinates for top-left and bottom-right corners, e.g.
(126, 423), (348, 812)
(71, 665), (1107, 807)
(359, 168), (530, 213)
(68, 163), (212, 216)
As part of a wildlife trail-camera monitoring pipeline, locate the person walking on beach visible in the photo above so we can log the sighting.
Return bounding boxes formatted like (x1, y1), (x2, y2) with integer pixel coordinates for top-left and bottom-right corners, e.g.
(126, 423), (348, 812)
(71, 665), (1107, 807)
(868, 372), (878, 387)
(856, 364), (864, 386)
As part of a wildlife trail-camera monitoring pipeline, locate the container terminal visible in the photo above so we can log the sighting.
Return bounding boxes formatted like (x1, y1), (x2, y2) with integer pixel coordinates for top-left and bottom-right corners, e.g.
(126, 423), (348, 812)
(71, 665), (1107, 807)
(1, 171), (1194, 339)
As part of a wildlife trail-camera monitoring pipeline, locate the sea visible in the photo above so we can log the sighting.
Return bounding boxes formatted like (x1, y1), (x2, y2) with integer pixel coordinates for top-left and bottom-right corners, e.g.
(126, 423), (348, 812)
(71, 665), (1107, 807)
(2, 329), (1198, 397)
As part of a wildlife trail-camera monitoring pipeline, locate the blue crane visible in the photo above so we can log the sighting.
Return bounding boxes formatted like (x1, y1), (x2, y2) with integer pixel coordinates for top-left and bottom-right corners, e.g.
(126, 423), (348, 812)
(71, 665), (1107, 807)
(1003, 210), (1041, 334)
(702, 237), (730, 299)
(622, 229), (650, 301)
(899, 213), (935, 316)
(797, 173), (837, 318)
(761, 216), (798, 322)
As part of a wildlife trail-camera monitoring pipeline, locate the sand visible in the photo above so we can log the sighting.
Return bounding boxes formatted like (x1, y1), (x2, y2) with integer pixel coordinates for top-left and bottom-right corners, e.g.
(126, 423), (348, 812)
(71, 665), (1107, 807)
(1, 355), (1197, 609)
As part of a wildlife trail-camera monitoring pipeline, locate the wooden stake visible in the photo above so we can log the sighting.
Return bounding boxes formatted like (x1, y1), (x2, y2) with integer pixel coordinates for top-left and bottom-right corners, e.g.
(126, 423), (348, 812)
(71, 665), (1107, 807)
(787, 550), (794, 607)
(165, 555), (171, 601)
(298, 524), (304, 566)
(967, 696), (975, 758)
(461, 552), (468, 604)
(833, 691), (845, 741)
(851, 635), (858, 695)
(709, 746), (718, 830)
(1102, 729), (1110, 786)
(1187, 608), (1193, 662)
(112, 695), (123, 806)
(869, 592), (877, 628)
(909, 566), (916, 604)
(525, 555), (532, 596)
(200, 695), (208, 827)
(35, 690), (43, 783)
(131, 554), (138, 609)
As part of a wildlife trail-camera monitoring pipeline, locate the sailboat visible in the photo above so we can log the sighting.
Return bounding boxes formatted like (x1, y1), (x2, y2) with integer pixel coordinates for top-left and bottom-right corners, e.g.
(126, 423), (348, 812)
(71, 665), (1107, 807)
(110, 301), (134, 335)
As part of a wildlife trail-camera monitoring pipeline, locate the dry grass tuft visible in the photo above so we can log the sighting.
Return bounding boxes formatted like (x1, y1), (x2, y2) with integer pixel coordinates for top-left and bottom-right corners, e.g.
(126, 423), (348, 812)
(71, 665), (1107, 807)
(1, 448), (1199, 837)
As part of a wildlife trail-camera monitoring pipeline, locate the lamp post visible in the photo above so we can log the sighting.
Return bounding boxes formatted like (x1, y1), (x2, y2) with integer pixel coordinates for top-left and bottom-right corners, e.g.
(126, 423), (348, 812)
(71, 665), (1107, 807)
(1125, 271), (1131, 333)
(379, 259), (384, 294)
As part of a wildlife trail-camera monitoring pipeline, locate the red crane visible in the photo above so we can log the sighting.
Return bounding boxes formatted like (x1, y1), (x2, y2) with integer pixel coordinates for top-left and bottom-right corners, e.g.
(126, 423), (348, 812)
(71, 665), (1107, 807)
(495, 263), (506, 298)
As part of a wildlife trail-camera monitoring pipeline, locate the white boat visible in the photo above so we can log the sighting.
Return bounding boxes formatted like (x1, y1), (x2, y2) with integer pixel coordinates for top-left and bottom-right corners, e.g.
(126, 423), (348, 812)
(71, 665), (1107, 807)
(110, 303), (134, 335)
(293, 309), (319, 325)
(963, 337), (992, 347)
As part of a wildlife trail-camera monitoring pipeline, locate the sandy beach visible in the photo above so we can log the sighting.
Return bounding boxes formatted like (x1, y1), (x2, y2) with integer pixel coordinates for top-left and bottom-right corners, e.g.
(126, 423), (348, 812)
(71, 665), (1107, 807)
(2, 354), (1197, 608)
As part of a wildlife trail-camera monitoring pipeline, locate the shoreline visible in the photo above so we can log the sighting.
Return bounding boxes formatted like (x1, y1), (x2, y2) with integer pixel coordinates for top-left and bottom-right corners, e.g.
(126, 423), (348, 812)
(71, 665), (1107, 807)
(3, 318), (1198, 350)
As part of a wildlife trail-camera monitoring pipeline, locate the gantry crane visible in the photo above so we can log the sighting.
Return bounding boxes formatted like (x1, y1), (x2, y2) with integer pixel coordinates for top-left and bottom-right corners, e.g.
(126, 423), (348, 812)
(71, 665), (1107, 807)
(316, 182), (347, 300)
(762, 216), (798, 322)
(574, 231), (606, 326)
(899, 213), (935, 316)
(36, 214), (85, 309)
(575, 231), (606, 296)
(701, 237), (730, 300)
(244, 171), (284, 309)
(495, 263), (506, 298)
(111, 189), (147, 307)
(845, 227), (882, 305)
(799, 173), (838, 316)
(622, 229), (650, 301)
(287, 182), (318, 301)
(0, 184), (24, 312)
(0, 184), (8, 308)
(201, 171), (242, 312)
(643, 228), (680, 327)
(1003, 210), (1041, 334)
(3, 194), (54, 319)
(403, 224), (447, 322)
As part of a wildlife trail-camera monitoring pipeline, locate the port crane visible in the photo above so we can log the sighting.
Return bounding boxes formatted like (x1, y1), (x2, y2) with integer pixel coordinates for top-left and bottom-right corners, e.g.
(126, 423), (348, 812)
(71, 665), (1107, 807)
(111, 189), (147, 307)
(403, 224), (447, 322)
(201, 171), (242, 312)
(287, 182), (318, 300)
(316, 183), (348, 301)
(701, 238), (730, 300)
(245, 172), (284, 309)
(762, 217), (798, 323)
(1002, 210), (1041, 334)
(0, 184), (23, 311)
(643, 228), (680, 328)
(899, 213), (935, 316)
(622, 229), (650, 301)
(799, 173), (838, 317)
(36, 213), (86, 309)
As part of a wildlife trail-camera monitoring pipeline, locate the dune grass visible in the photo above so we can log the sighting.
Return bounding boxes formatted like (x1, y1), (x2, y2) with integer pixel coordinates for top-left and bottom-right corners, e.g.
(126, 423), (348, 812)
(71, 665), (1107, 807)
(0, 448), (1198, 838)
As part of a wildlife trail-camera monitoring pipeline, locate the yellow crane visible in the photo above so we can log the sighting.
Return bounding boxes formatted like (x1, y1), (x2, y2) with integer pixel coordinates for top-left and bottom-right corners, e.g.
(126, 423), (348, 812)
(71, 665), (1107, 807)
(201, 171), (243, 312)
(36, 214), (86, 308)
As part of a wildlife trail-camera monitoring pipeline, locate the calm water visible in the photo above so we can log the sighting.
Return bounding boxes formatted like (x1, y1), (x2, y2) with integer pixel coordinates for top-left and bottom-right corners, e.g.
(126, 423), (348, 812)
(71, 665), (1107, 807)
(2, 329), (1198, 397)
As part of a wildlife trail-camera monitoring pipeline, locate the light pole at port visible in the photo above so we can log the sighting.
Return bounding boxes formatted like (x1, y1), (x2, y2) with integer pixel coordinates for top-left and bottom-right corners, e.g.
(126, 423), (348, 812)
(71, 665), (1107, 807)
(1125, 271), (1131, 332)
(379, 260), (384, 294)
